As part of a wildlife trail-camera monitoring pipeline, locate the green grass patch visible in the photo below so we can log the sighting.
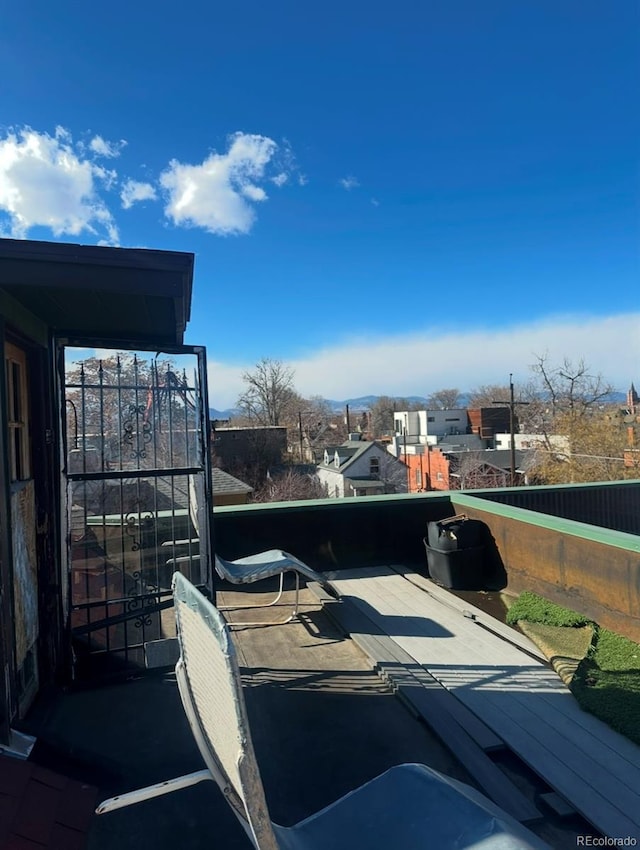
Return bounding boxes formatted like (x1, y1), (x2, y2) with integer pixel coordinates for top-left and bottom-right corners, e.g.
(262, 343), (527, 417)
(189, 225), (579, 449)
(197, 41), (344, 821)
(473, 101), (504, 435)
(571, 628), (640, 745)
(505, 591), (593, 629)
(507, 591), (640, 745)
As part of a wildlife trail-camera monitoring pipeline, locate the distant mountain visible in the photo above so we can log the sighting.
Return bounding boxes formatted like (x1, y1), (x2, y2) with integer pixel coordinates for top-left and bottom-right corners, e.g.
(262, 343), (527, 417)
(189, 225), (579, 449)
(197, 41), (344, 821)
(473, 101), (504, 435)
(210, 397), (432, 419)
(324, 395), (431, 412)
(210, 408), (239, 420)
(210, 391), (628, 422)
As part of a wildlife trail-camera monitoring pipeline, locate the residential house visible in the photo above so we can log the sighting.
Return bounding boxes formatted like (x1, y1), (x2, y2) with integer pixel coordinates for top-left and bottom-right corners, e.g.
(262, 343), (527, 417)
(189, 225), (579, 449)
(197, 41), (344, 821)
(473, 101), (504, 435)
(316, 435), (408, 498)
(401, 446), (533, 492)
(211, 467), (253, 505)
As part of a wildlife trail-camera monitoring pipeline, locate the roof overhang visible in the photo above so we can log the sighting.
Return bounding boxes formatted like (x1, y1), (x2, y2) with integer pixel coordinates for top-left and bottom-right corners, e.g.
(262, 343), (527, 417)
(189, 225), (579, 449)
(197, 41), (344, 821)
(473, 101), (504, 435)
(0, 238), (194, 347)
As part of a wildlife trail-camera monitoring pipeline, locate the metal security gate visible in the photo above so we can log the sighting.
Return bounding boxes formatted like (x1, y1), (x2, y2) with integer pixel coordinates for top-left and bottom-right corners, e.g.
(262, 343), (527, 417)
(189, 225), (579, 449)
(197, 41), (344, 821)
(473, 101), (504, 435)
(58, 343), (213, 680)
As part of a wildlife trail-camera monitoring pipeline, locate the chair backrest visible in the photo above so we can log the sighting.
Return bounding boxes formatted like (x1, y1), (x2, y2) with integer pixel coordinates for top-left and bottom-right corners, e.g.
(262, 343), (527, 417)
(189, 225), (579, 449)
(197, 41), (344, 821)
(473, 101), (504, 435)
(172, 572), (279, 850)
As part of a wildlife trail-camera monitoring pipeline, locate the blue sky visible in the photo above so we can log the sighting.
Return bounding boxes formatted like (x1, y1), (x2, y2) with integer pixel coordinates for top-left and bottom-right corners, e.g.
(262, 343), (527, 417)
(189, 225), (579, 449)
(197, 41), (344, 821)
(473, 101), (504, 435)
(1, 1), (638, 408)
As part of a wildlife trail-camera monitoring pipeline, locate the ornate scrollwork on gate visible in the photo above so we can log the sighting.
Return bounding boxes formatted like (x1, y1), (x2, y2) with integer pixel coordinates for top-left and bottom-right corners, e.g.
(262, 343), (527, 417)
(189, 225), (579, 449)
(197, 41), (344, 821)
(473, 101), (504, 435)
(124, 509), (154, 551)
(125, 590), (154, 629)
(122, 403), (152, 460)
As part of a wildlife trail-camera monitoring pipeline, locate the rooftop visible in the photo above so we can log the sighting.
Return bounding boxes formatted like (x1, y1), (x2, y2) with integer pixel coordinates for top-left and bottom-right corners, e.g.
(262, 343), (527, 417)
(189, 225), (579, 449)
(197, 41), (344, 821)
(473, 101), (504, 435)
(19, 581), (594, 850)
(15, 482), (640, 850)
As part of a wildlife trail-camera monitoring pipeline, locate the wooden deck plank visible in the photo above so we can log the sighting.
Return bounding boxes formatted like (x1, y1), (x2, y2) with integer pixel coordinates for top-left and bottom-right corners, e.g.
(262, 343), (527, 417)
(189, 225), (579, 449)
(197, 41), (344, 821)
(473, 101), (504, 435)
(341, 570), (640, 779)
(389, 565), (547, 661)
(337, 570), (530, 665)
(310, 585), (505, 752)
(456, 685), (640, 839)
(324, 567), (640, 841)
(341, 571), (640, 781)
(315, 593), (540, 823)
(338, 573), (534, 671)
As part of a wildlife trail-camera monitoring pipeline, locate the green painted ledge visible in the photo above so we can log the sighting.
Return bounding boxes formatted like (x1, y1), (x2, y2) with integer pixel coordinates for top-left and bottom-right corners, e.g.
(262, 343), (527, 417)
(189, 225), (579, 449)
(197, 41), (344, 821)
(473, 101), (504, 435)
(452, 492), (640, 554)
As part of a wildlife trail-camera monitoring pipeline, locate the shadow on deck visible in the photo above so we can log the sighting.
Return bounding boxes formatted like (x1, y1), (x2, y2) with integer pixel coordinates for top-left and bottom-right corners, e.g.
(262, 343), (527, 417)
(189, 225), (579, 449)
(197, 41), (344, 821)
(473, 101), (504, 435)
(18, 579), (596, 849)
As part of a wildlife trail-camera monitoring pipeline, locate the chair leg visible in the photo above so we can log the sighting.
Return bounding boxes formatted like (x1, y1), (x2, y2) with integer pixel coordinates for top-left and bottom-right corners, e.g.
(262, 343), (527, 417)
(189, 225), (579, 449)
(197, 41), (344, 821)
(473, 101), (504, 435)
(224, 572), (302, 627)
(96, 769), (213, 814)
(217, 572), (285, 611)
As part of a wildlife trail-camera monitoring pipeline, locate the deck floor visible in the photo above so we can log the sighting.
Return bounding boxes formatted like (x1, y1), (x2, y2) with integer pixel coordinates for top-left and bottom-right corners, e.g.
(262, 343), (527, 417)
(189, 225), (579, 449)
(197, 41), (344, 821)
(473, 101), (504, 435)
(322, 565), (640, 842)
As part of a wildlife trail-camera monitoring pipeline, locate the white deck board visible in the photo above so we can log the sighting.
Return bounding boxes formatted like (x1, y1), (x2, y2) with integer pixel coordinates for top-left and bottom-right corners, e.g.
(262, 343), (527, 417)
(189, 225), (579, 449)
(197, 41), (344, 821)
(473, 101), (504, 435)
(327, 566), (640, 841)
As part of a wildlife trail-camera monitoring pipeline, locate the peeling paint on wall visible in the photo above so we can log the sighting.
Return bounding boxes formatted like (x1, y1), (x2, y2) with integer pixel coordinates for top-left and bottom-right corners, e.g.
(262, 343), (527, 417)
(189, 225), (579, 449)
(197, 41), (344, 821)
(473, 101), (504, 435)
(11, 482), (38, 667)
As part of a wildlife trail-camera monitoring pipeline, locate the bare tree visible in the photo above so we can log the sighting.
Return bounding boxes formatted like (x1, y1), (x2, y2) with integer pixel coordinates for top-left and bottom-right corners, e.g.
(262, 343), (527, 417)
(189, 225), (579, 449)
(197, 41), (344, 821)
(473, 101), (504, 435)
(368, 396), (418, 438)
(253, 469), (328, 503)
(375, 450), (409, 493)
(65, 352), (196, 470)
(467, 379), (542, 433)
(449, 452), (510, 490)
(467, 383), (512, 408)
(522, 354), (626, 484)
(236, 358), (296, 426)
(528, 410), (633, 485)
(427, 388), (462, 409)
(531, 354), (613, 420)
(368, 396), (397, 437)
(296, 396), (349, 461)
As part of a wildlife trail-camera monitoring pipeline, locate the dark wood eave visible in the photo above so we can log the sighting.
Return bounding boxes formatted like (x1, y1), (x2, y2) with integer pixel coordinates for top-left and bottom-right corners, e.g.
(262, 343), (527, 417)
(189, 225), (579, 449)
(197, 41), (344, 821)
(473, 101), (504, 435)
(0, 238), (194, 346)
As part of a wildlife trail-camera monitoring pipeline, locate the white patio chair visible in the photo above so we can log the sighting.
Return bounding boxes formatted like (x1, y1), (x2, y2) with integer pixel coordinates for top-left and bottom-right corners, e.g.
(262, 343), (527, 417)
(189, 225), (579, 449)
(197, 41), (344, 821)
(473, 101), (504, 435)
(165, 546), (331, 625)
(96, 572), (550, 850)
(214, 549), (333, 625)
(163, 473), (330, 624)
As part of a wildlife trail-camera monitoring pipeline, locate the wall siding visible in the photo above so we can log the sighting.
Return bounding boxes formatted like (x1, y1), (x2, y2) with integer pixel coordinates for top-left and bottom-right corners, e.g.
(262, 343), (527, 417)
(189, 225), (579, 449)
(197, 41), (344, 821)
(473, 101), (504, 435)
(11, 482), (38, 666)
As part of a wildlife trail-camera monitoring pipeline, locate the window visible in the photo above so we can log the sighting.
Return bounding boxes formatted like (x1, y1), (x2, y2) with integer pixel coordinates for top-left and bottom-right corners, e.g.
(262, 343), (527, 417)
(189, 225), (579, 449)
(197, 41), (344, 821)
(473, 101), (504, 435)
(5, 343), (30, 482)
(369, 457), (380, 477)
(436, 472), (443, 481)
(427, 416), (435, 422)
(415, 469), (421, 485)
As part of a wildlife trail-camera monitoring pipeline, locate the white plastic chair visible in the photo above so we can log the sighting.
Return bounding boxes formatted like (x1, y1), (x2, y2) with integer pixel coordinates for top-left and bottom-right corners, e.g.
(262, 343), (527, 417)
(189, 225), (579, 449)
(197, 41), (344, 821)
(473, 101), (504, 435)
(165, 546), (331, 625)
(97, 572), (550, 850)
(163, 473), (329, 625)
(214, 549), (332, 625)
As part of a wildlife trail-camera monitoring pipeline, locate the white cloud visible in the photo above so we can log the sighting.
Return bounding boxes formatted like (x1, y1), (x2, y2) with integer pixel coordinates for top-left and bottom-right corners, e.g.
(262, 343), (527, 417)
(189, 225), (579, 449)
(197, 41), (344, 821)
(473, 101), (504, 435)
(370, 197), (380, 207)
(89, 135), (126, 158)
(339, 175), (359, 190)
(159, 132), (281, 235)
(206, 313), (640, 409)
(207, 360), (246, 411)
(241, 184), (267, 202)
(0, 126), (119, 243)
(272, 172), (288, 187)
(120, 179), (157, 209)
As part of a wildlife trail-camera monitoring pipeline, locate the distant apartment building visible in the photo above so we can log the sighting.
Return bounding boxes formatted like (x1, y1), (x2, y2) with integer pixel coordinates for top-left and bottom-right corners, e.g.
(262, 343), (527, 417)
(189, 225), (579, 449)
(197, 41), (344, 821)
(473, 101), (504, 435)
(495, 433), (569, 453)
(393, 409), (469, 445)
(468, 407), (514, 440)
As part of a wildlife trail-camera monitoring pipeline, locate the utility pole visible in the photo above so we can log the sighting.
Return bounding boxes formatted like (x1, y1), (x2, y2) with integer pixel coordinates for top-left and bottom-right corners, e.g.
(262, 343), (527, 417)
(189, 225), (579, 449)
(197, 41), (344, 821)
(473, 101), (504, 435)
(345, 404), (351, 433)
(298, 411), (304, 461)
(492, 373), (529, 486)
(403, 426), (409, 491)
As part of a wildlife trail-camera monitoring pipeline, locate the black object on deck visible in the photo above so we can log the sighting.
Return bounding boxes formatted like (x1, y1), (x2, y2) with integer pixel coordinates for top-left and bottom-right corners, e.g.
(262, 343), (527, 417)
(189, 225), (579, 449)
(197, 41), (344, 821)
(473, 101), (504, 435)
(424, 515), (486, 590)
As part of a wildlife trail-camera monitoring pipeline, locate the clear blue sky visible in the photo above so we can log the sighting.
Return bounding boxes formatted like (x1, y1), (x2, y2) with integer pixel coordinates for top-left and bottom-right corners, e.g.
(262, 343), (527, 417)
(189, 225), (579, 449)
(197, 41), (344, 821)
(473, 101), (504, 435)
(1, 1), (638, 408)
